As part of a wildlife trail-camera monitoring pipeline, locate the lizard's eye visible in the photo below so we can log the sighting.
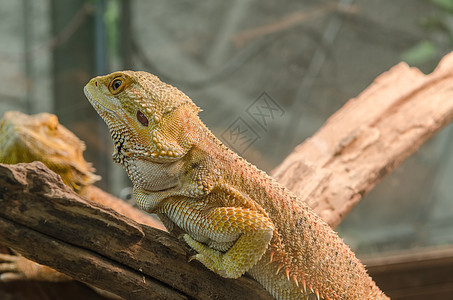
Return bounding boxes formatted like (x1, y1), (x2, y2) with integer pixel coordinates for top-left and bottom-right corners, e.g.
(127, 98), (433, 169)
(136, 110), (149, 127)
(109, 77), (125, 94)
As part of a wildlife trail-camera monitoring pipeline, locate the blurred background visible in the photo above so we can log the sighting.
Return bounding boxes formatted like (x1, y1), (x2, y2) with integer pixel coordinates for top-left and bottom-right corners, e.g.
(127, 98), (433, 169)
(1, 0), (453, 298)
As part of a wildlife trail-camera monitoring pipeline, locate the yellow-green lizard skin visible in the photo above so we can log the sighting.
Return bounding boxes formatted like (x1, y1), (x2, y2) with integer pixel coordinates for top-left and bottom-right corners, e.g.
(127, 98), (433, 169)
(0, 111), (100, 190)
(84, 71), (388, 300)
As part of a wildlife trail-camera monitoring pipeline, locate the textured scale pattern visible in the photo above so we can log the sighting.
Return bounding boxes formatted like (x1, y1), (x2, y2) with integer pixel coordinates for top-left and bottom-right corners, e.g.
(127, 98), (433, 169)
(0, 111), (99, 190)
(84, 71), (388, 300)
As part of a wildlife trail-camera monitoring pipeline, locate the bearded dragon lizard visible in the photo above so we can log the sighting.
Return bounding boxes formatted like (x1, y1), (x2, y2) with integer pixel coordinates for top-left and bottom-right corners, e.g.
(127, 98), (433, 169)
(84, 71), (388, 300)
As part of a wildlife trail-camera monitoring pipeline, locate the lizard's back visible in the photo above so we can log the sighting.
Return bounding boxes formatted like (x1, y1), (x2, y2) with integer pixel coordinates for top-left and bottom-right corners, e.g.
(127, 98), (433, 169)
(203, 130), (387, 300)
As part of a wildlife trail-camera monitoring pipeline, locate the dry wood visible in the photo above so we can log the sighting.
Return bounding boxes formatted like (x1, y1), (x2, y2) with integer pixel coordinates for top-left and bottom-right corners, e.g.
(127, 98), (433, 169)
(272, 52), (453, 228)
(0, 162), (273, 300)
(79, 185), (166, 230)
(364, 246), (453, 299)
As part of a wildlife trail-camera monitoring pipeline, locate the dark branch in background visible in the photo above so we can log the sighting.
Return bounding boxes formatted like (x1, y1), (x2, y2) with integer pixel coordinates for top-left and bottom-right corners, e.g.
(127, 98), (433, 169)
(0, 3), (93, 64)
(131, 33), (282, 88)
(130, 2), (358, 88)
(45, 3), (94, 53)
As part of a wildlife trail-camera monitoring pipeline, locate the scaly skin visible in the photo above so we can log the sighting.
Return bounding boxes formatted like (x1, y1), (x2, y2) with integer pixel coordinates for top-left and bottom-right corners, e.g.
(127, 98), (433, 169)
(0, 111), (100, 190)
(84, 71), (388, 300)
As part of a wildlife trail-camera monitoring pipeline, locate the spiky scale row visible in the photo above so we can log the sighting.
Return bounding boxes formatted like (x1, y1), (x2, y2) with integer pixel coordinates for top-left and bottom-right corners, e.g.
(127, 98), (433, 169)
(85, 71), (389, 300)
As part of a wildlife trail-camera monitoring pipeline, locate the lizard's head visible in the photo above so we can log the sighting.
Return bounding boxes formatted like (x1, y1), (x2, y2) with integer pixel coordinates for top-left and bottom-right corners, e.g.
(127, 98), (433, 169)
(0, 111), (100, 190)
(84, 71), (201, 165)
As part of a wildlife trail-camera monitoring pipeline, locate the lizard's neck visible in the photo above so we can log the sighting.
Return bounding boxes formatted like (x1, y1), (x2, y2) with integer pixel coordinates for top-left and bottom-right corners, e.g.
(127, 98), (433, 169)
(192, 119), (239, 165)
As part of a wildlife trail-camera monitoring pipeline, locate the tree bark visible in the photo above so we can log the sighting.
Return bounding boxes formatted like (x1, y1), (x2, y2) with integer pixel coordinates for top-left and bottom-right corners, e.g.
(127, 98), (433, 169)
(272, 52), (453, 228)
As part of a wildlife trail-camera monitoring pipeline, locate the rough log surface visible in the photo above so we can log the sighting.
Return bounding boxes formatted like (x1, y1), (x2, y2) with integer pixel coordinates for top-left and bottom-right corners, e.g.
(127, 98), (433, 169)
(272, 52), (453, 228)
(79, 185), (166, 230)
(0, 162), (273, 300)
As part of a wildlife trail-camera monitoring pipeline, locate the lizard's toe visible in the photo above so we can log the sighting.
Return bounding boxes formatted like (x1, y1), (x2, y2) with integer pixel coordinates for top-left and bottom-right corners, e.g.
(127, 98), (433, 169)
(0, 262), (18, 273)
(188, 253), (202, 263)
(0, 272), (25, 282)
(183, 234), (206, 252)
(0, 253), (18, 263)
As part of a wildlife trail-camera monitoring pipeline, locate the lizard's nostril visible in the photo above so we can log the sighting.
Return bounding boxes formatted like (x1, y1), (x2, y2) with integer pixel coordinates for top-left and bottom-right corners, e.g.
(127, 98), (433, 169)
(94, 81), (98, 87)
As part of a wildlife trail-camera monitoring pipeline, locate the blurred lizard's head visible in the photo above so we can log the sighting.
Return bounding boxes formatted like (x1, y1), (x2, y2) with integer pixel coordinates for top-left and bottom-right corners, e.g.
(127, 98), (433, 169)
(0, 111), (100, 190)
(84, 71), (201, 165)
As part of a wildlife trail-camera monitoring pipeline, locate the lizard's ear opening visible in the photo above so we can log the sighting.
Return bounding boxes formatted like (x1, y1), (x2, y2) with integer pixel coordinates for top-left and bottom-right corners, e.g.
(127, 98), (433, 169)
(136, 110), (149, 127)
(147, 105), (200, 161)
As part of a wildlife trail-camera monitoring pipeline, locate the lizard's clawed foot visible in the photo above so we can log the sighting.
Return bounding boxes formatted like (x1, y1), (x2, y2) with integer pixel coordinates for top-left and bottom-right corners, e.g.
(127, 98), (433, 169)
(184, 234), (240, 278)
(0, 253), (29, 281)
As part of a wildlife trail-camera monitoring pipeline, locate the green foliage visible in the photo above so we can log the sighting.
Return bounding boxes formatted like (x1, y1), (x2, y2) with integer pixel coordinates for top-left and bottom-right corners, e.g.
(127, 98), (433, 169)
(105, 0), (120, 57)
(401, 0), (453, 67)
(401, 40), (438, 65)
(430, 0), (453, 12)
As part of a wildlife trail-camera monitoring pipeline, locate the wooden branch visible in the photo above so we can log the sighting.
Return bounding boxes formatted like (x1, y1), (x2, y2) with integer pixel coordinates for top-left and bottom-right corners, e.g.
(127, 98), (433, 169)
(78, 185), (166, 231)
(271, 52), (453, 228)
(0, 162), (273, 300)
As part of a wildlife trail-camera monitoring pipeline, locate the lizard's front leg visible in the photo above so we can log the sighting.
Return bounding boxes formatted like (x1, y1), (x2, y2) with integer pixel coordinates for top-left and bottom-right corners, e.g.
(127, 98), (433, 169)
(164, 199), (275, 279)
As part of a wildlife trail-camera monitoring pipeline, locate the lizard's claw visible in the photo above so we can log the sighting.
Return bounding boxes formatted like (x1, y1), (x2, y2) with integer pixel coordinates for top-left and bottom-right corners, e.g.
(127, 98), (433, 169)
(183, 234), (208, 264)
(187, 253), (208, 264)
(183, 234), (204, 252)
(184, 234), (232, 277)
(184, 234), (220, 260)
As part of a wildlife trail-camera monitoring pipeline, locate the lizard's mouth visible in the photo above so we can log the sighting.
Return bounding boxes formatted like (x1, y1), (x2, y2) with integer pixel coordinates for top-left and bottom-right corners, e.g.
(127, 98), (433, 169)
(84, 87), (124, 128)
